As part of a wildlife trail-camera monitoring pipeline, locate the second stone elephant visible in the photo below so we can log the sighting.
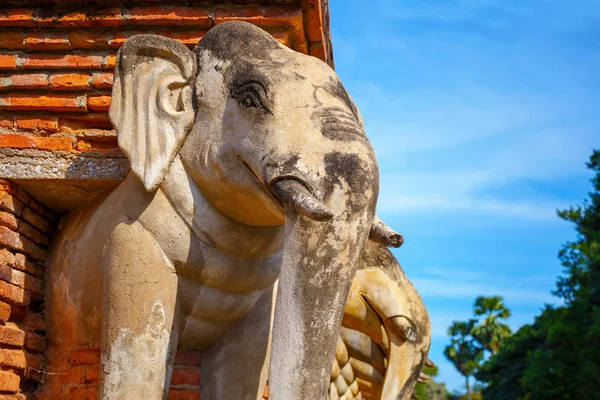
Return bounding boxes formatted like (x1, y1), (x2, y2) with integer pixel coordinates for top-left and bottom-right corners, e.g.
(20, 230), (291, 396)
(329, 241), (431, 400)
(45, 21), (405, 400)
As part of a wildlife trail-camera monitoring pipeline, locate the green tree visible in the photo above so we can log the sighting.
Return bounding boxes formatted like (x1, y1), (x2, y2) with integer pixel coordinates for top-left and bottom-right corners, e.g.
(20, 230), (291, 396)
(414, 364), (451, 400)
(477, 149), (600, 399)
(471, 296), (511, 355)
(444, 319), (483, 400)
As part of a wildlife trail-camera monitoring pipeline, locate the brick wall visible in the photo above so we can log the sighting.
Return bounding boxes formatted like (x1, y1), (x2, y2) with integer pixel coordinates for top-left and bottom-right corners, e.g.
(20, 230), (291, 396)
(0, 180), (54, 399)
(0, 1), (331, 155)
(39, 347), (204, 400)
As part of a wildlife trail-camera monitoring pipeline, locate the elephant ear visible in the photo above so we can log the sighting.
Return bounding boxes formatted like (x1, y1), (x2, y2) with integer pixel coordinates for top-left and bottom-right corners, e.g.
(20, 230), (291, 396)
(109, 34), (197, 192)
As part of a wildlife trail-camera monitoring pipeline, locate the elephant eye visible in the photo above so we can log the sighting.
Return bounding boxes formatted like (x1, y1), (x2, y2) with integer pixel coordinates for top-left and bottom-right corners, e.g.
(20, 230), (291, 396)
(239, 93), (259, 109)
(231, 81), (271, 113)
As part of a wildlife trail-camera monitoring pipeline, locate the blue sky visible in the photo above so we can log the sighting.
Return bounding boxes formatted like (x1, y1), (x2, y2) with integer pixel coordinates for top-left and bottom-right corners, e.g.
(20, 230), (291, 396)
(329, 0), (599, 391)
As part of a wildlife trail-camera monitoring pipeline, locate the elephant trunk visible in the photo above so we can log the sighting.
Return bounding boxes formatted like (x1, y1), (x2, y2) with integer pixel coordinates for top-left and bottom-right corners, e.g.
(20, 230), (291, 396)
(267, 161), (378, 399)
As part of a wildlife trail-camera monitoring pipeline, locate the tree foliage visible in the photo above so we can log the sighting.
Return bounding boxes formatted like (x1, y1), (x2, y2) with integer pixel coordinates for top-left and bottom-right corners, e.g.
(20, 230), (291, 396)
(471, 296), (512, 355)
(477, 149), (600, 399)
(414, 365), (452, 400)
(444, 319), (484, 399)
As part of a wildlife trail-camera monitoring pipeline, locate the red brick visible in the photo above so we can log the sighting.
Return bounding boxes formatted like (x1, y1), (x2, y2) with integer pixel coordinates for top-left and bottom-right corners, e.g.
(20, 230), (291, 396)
(0, 279), (30, 306)
(0, 94), (87, 112)
(69, 348), (101, 366)
(305, 1), (325, 42)
(0, 212), (17, 230)
(126, 6), (211, 27)
(0, 9), (35, 27)
(25, 197), (41, 215)
(0, 264), (22, 288)
(108, 31), (144, 49)
(0, 181), (29, 205)
(55, 8), (123, 28)
(0, 134), (73, 152)
(69, 31), (112, 49)
(0, 263), (43, 295)
(0, 348), (26, 369)
(0, 32), (24, 50)
(214, 4), (306, 50)
(0, 249), (15, 266)
(0, 116), (13, 130)
(42, 207), (57, 223)
(19, 310), (44, 334)
(58, 114), (113, 131)
(91, 73), (113, 89)
(20, 54), (104, 70)
(2, 74), (48, 90)
(16, 116), (57, 132)
(0, 393), (27, 400)
(49, 73), (91, 91)
(0, 55), (17, 70)
(1, 251), (36, 276)
(0, 301), (10, 322)
(0, 322), (25, 347)
(0, 370), (20, 391)
(87, 96), (111, 112)
(309, 42), (326, 60)
(21, 207), (49, 233)
(267, 29), (290, 46)
(174, 350), (201, 366)
(214, 5), (303, 30)
(0, 225), (46, 262)
(15, 218), (49, 246)
(167, 389), (200, 400)
(171, 368), (200, 386)
(75, 139), (117, 152)
(0, 192), (23, 216)
(65, 386), (98, 400)
(25, 32), (71, 51)
(84, 366), (99, 383)
(160, 31), (205, 49)
(103, 54), (116, 69)
(24, 331), (46, 353)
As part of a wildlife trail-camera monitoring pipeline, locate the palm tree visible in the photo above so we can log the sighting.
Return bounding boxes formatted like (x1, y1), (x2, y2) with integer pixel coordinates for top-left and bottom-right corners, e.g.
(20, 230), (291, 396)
(444, 319), (483, 400)
(471, 296), (512, 355)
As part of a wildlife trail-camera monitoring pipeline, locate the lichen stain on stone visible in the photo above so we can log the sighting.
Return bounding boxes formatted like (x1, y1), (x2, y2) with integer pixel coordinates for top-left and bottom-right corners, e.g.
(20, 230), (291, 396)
(102, 300), (170, 399)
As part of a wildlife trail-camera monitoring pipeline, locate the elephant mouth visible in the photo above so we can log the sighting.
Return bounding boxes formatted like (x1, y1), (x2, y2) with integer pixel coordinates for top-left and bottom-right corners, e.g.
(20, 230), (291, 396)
(238, 156), (285, 214)
(238, 156), (333, 221)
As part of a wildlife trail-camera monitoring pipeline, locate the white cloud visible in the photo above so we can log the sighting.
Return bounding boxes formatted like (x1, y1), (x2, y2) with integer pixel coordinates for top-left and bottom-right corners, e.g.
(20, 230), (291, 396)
(414, 276), (555, 305)
(408, 265), (557, 340)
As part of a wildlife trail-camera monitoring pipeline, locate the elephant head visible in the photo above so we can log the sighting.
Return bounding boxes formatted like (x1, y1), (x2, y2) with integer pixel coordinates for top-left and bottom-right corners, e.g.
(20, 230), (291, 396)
(334, 241), (431, 399)
(109, 21), (400, 398)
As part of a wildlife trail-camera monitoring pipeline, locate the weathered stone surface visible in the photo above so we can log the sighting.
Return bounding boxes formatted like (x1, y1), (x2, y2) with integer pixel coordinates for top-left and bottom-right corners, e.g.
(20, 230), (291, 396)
(0, 148), (127, 212)
(0, 148), (128, 180)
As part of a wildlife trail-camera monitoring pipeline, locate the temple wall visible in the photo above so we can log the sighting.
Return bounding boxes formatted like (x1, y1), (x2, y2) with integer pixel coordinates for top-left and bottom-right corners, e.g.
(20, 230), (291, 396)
(0, 179), (53, 399)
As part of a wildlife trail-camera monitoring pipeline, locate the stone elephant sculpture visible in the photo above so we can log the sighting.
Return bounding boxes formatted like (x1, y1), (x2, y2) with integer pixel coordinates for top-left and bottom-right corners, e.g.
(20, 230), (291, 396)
(329, 241), (431, 400)
(46, 21), (405, 400)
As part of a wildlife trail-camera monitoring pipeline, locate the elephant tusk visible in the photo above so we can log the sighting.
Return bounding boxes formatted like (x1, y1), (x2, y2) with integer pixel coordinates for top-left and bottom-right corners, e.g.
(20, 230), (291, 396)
(425, 358), (435, 368)
(387, 315), (417, 343)
(418, 372), (431, 383)
(269, 178), (333, 221)
(369, 216), (404, 248)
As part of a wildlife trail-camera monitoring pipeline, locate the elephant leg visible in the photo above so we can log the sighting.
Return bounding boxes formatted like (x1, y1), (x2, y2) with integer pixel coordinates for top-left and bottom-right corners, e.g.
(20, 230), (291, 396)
(98, 222), (180, 400)
(200, 283), (276, 400)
